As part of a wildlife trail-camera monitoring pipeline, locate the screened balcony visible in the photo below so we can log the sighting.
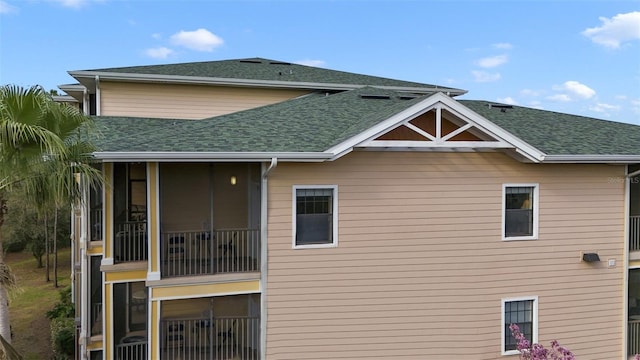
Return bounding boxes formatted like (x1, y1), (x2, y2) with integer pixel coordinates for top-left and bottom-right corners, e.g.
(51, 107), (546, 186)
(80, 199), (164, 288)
(159, 163), (261, 279)
(160, 294), (260, 360)
(113, 163), (148, 263)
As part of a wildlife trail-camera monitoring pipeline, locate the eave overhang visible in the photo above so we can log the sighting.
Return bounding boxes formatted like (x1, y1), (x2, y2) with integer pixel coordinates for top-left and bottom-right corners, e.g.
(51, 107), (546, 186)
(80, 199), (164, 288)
(93, 151), (332, 162)
(68, 71), (467, 96)
(540, 155), (640, 164)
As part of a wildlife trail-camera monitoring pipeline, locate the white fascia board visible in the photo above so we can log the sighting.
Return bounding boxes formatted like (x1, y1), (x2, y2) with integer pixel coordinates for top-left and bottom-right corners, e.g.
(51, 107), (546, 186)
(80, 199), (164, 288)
(326, 92), (546, 162)
(541, 155), (640, 163)
(68, 71), (466, 95)
(365, 140), (513, 148)
(93, 151), (332, 162)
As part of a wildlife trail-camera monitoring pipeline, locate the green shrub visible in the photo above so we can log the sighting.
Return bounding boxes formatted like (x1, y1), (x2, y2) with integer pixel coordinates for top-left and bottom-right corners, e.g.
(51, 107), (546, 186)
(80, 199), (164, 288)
(50, 317), (75, 359)
(46, 286), (74, 320)
(3, 237), (27, 252)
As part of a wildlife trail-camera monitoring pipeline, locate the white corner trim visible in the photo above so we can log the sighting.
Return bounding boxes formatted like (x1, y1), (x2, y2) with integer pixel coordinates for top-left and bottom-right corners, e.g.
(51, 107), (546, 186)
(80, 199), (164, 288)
(101, 257), (114, 266)
(147, 271), (161, 281)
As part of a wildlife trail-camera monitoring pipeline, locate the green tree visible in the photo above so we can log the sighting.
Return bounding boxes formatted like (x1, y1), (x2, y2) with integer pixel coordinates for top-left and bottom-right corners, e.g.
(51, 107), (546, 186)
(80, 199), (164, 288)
(0, 84), (100, 343)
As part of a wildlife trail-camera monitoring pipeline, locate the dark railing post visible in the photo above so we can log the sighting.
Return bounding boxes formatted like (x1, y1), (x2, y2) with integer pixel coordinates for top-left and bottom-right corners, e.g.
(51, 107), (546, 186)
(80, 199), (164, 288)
(631, 216), (640, 252)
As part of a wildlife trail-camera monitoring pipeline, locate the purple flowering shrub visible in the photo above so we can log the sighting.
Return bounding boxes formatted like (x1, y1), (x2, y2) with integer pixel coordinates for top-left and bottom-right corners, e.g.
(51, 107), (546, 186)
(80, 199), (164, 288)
(509, 324), (575, 360)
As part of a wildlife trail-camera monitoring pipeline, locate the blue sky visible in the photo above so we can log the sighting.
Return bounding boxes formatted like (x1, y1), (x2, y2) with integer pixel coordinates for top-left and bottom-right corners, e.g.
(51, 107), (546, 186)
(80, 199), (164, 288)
(1, 0), (639, 123)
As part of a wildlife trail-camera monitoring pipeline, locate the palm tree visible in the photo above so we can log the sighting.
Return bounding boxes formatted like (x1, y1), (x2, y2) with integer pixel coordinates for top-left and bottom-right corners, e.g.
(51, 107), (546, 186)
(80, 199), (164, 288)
(0, 85), (100, 343)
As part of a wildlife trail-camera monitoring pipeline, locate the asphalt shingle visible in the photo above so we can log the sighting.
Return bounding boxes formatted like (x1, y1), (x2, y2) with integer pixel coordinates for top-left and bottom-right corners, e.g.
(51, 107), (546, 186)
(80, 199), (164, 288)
(93, 87), (425, 153)
(83, 57), (461, 93)
(461, 100), (640, 155)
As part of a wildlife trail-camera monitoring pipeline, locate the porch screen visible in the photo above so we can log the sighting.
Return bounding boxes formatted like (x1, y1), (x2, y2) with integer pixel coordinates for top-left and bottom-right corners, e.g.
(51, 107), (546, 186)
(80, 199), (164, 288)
(296, 188), (333, 245)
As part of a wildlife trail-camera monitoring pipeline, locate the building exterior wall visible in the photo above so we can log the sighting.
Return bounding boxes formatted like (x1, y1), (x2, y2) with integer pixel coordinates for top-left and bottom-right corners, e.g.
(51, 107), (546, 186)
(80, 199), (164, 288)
(99, 81), (309, 119)
(265, 151), (625, 359)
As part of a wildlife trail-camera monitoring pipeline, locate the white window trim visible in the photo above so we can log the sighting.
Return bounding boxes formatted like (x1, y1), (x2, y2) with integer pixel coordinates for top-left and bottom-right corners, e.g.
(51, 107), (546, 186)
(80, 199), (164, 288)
(292, 185), (338, 249)
(501, 296), (538, 356)
(502, 183), (539, 241)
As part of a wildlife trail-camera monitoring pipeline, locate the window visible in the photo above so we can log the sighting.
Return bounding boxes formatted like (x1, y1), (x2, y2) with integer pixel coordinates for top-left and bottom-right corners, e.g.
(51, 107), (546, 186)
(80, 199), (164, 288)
(503, 184), (538, 240)
(293, 186), (338, 248)
(502, 297), (538, 355)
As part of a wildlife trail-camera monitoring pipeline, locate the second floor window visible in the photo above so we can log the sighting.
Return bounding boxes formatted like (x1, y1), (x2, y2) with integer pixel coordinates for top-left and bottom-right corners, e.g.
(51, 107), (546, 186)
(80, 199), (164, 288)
(503, 184), (538, 240)
(293, 186), (337, 248)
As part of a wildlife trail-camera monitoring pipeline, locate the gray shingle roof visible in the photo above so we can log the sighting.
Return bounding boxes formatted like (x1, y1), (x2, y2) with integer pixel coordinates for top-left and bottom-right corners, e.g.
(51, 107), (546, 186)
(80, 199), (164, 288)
(461, 100), (640, 155)
(81, 57), (462, 93)
(91, 92), (640, 158)
(93, 87), (425, 153)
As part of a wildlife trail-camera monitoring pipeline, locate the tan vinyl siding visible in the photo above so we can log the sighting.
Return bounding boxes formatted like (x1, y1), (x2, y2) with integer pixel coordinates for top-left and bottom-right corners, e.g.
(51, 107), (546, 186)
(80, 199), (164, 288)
(265, 151), (625, 360)
(99, 82), (309, 119)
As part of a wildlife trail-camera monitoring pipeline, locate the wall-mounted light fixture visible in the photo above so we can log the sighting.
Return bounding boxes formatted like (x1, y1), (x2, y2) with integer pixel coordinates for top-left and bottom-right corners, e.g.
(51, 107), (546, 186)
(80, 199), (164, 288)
(582, 252), (600, 263)
(230, 175), (237, 185)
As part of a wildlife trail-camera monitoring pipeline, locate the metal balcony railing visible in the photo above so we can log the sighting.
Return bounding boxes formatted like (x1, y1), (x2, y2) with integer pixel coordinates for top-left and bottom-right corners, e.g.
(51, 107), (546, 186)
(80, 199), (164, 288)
(161, 228), (260, 278)
(115, 340), (147, 360)
(630, 320), (640, 355)
(114, 221), (148, 263)
(631, 216), (640, 252)
(161, 316), (260, 360)
(91, 302), (102, 336)
(90, 208), (103, 241)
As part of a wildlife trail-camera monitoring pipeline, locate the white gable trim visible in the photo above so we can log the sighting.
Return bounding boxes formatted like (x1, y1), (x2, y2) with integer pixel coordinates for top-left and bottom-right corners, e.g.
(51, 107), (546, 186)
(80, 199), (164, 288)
(326, 92), (546, 162)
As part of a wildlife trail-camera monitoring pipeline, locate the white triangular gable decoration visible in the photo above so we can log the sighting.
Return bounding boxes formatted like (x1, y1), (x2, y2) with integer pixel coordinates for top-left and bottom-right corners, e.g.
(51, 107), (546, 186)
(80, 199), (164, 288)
(326, 92), (545, 163)
(362, 102), (512, 149)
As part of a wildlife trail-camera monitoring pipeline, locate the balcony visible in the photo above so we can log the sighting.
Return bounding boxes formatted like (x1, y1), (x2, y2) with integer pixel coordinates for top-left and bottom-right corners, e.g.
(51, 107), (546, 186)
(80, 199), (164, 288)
(161, 228), (260, 278)
(114, 221), (148, 263)
(631, 215), (640, 252)
(158, 294), (260, 360)
(90, 207), (103, 242)
(115, 339), (146, 360)
(160, 316), (260, 360)
(631, 320), (640, 355)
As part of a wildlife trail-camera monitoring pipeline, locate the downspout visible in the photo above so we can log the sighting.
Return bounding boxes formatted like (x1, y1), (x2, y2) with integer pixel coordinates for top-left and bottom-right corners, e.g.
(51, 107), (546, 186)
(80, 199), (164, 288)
(625, 166), (639, 359)
(79, 178), (89, 360)
(263, 157), (278, 179)
(95, 75), (101, 116)
(260, 157), (277, 360)
(83, 88), (89, 116)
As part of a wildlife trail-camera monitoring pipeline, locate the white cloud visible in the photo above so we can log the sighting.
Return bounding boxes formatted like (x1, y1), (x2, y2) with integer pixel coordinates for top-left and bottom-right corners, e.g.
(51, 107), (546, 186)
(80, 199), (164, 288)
(471, 70), (501, 82)
(552, 80), (596, 99)
(170, 28), (223, 52)
(582, 11), (640, 48)
(145, 47), (174, 59)
(492, 43), (513, 49)
(589, 102), (620, 115)
(528, 100), (543, 109)
(151, 33), (162, 40)
(294, 59), (326, 67)
(476, 54), (508, 68)
(497, 97), (518, 105)
(520, 88), (543, 97)
(0, 1), (17, 13)
(51, 0), (97, 8)
(547, 94), (572, 102)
